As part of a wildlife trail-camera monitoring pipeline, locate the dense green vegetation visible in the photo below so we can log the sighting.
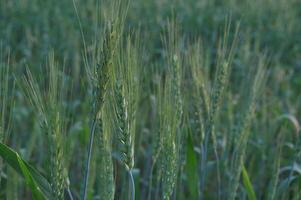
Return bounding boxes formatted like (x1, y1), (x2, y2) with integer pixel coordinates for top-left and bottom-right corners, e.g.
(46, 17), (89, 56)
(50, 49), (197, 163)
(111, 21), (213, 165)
(0, 0), (300, 199)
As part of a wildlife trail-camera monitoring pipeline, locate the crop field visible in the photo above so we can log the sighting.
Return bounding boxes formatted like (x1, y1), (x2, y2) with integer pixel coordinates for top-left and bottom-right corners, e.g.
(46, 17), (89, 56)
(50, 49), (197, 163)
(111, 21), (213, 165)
(0, 0), (300, 199)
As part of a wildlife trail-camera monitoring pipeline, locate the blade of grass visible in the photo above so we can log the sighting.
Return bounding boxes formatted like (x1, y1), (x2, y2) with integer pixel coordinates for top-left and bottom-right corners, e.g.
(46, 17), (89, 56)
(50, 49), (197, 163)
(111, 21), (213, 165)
(16, 155), (45, 200)
(0, 142), (51, 199)
(242, 164), (257, 200)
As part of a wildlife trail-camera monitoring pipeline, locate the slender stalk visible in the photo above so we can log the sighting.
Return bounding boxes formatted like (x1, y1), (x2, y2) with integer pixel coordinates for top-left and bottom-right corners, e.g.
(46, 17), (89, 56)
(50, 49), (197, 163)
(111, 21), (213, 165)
(129, 169), (135, 200)
(82, 117), (97, 200)
(67, 188), (74, 200)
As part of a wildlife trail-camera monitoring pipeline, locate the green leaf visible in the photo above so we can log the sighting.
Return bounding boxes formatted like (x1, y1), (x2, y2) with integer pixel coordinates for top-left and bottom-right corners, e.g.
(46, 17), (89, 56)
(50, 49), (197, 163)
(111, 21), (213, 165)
(0, 142), (52, 199)
(185, 133), (199, 200)
(242, 164), (257, 200)
(16, 155), (45, 200)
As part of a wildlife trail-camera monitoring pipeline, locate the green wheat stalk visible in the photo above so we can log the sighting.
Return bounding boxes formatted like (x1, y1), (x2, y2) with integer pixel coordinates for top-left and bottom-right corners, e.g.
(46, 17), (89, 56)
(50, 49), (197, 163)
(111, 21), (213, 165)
(158, 20), (183, 200)
(82, 22), (118, 200)
(98, 97), (115, 200)
(82, 1), (128, 197)
(228, 55), (267, 200)
(114, 35), (140, 200)
(22, 53), (68, 200)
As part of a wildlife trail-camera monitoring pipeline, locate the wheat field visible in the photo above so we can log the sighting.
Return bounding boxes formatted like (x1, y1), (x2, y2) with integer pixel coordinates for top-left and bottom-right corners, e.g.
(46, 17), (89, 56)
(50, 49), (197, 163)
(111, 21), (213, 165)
(0, 0), (300, 199)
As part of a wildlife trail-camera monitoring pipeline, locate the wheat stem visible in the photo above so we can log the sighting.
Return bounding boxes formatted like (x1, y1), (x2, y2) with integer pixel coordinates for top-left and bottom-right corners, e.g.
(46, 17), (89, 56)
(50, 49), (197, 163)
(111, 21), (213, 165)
(129, 169), (135, 200)
(82, 117), (97, 200)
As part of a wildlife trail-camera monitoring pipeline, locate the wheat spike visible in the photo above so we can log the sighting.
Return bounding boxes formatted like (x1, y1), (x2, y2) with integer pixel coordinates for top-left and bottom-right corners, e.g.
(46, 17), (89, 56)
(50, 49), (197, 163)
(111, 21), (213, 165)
(22, 53), (67, 200)
(159, 20), (183, 200)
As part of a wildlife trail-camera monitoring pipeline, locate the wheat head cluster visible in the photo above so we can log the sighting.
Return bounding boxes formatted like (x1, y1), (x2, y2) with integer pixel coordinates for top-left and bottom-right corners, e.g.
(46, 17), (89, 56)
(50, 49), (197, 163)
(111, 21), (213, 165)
(0, 0), (300, 200)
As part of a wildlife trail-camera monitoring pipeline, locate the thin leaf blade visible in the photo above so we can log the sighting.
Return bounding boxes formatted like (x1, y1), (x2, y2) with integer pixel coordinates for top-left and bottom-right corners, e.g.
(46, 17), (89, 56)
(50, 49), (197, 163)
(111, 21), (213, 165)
(242, 164), (257, 200)
(0, 142), (51, 199)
